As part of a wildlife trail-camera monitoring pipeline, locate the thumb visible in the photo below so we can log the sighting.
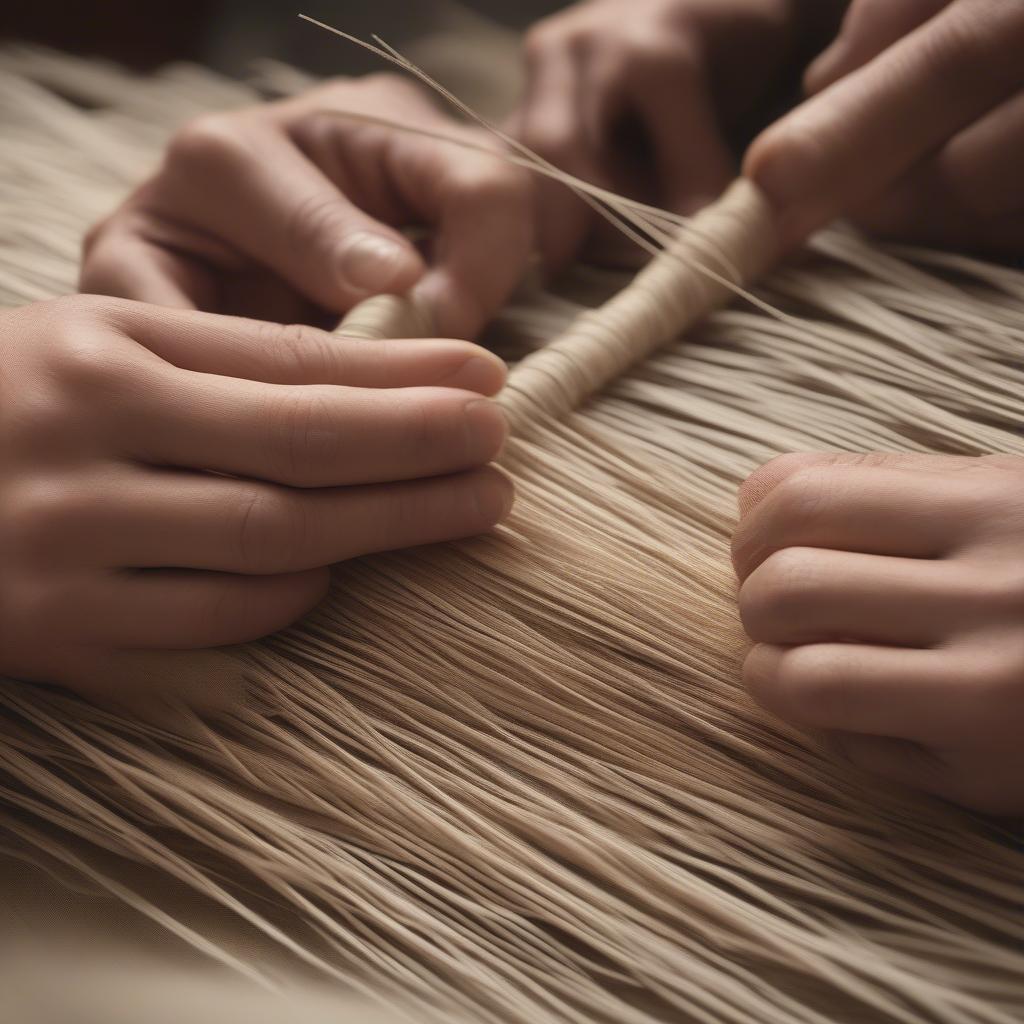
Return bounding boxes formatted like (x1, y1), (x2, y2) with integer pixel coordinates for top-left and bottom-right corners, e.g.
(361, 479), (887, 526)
(160, 118), (426, 312)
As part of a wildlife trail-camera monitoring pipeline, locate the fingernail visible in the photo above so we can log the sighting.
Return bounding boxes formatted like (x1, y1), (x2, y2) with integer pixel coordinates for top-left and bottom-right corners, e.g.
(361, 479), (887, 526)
(473, 466), (515, 525)
(338, 232), (418, 292)
(443, 353), (507, 396)
(464, 398), (508, 462)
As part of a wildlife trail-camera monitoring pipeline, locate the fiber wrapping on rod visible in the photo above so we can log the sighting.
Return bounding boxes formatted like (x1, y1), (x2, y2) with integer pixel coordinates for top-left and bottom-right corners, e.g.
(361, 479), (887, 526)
(0, 44), (1023, 1024)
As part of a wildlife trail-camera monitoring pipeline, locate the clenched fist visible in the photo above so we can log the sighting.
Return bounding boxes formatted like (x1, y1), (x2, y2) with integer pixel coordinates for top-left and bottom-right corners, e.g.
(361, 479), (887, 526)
(734, 452), (1024, 816)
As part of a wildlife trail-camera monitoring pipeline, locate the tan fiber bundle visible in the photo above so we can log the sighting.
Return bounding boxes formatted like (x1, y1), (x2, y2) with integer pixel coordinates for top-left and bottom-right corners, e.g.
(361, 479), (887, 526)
(1, 44), (1023, 1024)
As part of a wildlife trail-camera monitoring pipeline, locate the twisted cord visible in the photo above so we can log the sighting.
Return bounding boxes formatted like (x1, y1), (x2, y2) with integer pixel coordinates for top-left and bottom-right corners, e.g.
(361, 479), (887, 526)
(336, 179), (780, 431)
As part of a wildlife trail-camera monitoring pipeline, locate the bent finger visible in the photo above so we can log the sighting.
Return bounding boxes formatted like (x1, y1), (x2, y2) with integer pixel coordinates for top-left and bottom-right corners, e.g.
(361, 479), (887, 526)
(732, 457), (981, 580)
(739, 548), (967, 647)
(157, 115), (425, 311)
(744, 642), (972, 744)
(516, 42), (601, 270)
(407, 154), (535, 338)
(81, 224), (207, 309)
(626, 50), (733, 214)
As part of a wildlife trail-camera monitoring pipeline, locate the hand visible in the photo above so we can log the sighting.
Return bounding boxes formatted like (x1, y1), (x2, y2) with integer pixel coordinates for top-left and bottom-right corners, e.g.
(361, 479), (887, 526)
(0, 296), (511, 696)
(511, 0), (842, 268)
(732, 452), (1024, 816)
(746, 0), (1024, 254)
(81, 75), (535, 339)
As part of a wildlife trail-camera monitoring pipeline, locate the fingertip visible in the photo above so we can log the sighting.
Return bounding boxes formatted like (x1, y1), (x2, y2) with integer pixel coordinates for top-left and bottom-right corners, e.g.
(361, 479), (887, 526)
(337, 231), (425, 298)
(738, 452), (831, 517)
(441, 350), (508, 396)
(472, 464), (516, 526)
(741, 642), (782, 709)
(744, 119), (824, 247)
(803, 42), (843, 97)
(463, 397), (509, 464)
(411, 274), (479, 340)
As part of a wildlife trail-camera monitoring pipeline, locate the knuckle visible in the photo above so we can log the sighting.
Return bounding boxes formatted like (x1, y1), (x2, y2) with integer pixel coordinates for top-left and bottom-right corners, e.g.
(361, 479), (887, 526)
(234, 486), (308, 574)
(396, 392), (438, 457)
(737, 453), (823, 511)
(288, 110), (335, 155)
(165, 113), (249, 173)
(284, 192), (347, 260)
(738, 546), (816, 636)
(623, 32), (696, 76)
(770, 468), (834, 532)
(261, 321), (339, 383)
(518, 106), (583, 168)
(450, 160), (532, 210)
(262, 388), (337, 486)
(2, 480), (82, 565)
(746, 643), (846, 725)
(3, 392), (74, 453)
(778, 646), (847, 724)
(523, 21), (567, 62)
(44, 292), (117, 323)
(48, 325), (135, 398)
(742, 645), (782, 710)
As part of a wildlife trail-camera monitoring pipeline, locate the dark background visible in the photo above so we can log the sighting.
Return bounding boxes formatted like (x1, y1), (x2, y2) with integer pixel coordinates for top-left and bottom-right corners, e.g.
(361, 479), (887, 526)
(1, 1), (564, 75)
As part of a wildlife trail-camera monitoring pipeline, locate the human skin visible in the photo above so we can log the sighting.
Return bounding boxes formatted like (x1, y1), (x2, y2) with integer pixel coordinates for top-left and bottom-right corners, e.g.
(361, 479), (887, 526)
(515, 0), (1024, 263)
(69, 7), (1024, 813)
(0, 297), (511, 695)
(81, 74), (536, 339)
(518, 0), (1024, 813)
(734, 453), (1024, 815)
(25, 75), (538, 696)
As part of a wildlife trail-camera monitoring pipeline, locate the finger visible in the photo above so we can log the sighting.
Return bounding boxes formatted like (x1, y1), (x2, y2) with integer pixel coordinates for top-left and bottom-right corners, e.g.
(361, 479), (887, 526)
(736, 451), (983, 518)
(732, 455), (983, 581)
(403, 152), (535, 339)
(825, 731), (1023, 816)
(81, 224), (207, 309)
(825, 731), (957, 802)
(95, 465), (514, 574)
(115, 303), (507, 394)
(516, 41), (601, 270)
(86, 567), (330, 649)
(158, 115), (425, 312)
(739, 547), (967, 647)
(850, 90), (1024, 257)
(743, 642), (971, 743)
(746, 0), (1024, 246)
(804, 0), (952, 95)
(624, 48), (734, 213)
(131, 374), (508, 488)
